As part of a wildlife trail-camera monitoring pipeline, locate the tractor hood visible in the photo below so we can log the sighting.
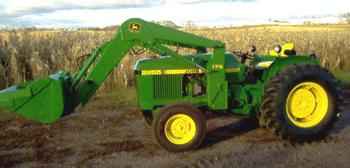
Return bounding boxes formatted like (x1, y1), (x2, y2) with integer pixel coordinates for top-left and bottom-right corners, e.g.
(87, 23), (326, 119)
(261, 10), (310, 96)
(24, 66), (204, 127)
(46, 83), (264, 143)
(134, 53), (242, 73)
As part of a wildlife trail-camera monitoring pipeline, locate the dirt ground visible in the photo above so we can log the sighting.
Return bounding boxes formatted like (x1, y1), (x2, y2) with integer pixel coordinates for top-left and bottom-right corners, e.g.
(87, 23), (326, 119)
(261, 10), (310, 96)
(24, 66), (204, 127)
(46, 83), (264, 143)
(0, 90), (349, 168)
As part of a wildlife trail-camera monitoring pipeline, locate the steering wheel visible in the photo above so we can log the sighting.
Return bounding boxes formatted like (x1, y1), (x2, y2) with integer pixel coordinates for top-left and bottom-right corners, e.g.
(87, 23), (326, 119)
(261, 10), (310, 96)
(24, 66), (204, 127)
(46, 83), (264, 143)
(232, 51), (255, 64)
(233, 45), (257, 64)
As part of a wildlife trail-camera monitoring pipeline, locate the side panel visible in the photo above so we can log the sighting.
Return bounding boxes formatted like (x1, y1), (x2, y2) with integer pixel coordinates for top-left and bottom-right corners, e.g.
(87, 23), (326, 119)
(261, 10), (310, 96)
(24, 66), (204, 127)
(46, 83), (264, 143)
(136, 75), (154, 110)
(207, 48), (228, 109)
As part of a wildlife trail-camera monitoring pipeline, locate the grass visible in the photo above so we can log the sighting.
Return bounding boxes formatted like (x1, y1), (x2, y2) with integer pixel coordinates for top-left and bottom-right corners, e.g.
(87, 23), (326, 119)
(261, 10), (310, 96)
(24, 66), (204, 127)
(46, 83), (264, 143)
(82, 86), (137, 112)
(103, 86), (137, 107)
(0, 110), (16, 121)
(333, 70), (350, 87)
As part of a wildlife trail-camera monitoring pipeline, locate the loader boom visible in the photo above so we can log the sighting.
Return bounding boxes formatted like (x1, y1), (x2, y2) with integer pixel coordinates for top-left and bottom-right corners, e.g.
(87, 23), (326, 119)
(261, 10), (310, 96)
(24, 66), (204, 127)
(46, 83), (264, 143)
(74, 18), (227, 108)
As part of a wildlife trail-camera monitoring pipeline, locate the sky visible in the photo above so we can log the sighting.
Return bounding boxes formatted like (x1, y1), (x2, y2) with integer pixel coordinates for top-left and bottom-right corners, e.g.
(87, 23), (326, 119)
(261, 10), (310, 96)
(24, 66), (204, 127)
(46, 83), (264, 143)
(0, 0), (349, 28)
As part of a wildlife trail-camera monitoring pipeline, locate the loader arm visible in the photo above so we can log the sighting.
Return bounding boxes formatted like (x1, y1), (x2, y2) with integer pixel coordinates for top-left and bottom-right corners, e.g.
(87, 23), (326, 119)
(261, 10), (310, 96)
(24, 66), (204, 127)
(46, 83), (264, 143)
(75, 18), (227, 108)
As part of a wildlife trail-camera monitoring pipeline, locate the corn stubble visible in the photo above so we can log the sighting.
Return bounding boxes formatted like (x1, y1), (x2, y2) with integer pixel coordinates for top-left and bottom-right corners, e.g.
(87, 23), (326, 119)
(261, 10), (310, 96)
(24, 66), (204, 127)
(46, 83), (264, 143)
(0, 24), (349, 92)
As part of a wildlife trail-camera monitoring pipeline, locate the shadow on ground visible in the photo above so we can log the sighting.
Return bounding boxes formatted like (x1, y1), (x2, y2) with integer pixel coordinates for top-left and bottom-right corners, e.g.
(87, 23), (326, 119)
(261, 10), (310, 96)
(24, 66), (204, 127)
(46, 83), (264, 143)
(203, 118), (259, 148)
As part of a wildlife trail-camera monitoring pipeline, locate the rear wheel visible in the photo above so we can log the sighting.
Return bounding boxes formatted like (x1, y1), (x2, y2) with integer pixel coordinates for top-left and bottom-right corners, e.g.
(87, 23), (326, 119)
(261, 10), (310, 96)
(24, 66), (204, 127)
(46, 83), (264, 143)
(153, 103), (206, 152)
(259, 64), (343, 141)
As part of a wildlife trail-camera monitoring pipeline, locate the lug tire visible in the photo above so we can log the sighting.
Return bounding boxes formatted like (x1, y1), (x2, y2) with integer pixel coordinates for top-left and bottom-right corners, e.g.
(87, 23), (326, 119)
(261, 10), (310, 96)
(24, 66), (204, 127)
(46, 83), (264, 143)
(259, 64), (344, 142)
(153, 103), (206, 152)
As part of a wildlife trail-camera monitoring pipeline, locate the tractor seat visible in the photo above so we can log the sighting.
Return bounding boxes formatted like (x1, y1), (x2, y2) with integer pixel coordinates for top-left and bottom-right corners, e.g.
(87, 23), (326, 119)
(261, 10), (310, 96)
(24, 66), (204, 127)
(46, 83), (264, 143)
(269, 43), (296, 57)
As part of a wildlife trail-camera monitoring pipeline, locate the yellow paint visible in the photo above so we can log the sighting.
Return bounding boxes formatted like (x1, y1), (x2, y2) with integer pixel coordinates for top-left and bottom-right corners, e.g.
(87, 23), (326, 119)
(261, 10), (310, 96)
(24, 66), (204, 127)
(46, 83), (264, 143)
(255, 61), (274, 69)
(163, 69), (204, 75)
(281, 43), (295, 56)
(286, 82), (329, 128)
(224, 67), (240, 73)
(141, 69), (162, 75)
(141, 68), (240, 75)
(269, 42), (295, 57)
(164, 114), (196, 145)
(212, 64), (224, 70)
(129, 23), (141, 32)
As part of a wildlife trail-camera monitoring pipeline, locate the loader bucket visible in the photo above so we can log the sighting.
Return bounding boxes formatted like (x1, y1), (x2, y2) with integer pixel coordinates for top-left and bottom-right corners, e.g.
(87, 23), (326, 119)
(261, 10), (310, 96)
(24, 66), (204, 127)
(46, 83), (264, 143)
(0, 72), (70, 124)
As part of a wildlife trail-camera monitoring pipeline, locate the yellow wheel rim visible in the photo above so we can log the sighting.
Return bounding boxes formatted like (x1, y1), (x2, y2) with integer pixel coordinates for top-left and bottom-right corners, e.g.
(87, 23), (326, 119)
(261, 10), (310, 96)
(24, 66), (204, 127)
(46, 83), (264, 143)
(164, 114), (196, 145)
(286, 82), (329, 128)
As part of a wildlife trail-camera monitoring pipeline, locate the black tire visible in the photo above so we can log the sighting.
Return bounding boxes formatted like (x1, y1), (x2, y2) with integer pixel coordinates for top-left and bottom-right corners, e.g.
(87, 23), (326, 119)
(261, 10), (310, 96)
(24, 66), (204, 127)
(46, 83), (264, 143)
(153, 103), (206, 152)
(259, 64), (344, 141)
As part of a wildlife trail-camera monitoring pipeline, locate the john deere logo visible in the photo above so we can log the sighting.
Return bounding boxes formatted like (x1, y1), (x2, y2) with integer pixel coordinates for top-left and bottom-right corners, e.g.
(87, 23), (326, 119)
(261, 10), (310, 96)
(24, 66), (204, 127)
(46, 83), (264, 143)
(129, 23), (141, 32)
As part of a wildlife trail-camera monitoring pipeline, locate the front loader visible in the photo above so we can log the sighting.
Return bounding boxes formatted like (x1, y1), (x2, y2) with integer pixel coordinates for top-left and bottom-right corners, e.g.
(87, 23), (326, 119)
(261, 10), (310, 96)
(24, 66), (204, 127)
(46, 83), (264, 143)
(0, 18), (343, 152)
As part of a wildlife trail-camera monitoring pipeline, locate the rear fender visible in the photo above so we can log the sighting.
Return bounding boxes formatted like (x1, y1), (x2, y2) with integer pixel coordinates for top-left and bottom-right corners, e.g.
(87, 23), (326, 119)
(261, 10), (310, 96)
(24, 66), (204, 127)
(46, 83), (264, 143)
(262, 56), (319, 82)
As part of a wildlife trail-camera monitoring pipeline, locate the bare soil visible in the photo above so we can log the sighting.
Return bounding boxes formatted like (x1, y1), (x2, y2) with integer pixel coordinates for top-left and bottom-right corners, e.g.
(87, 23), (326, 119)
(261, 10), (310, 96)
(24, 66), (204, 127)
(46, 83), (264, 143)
(0, 91), (349, 168)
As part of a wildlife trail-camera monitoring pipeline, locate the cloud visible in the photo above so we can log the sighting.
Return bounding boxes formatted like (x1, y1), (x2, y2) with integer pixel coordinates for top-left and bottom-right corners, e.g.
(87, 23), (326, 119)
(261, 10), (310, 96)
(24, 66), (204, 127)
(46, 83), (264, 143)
(0, 0), (166, 27)
(176, 0), (256, 4)
(0, 0), (256, 18)
(0, 0), (349, 28)
(1, 0), (163, 17)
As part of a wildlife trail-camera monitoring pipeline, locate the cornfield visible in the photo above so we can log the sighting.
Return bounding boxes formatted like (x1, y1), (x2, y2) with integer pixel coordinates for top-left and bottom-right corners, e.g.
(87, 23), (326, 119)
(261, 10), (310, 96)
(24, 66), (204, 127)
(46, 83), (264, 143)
(0, 24), (349, 92)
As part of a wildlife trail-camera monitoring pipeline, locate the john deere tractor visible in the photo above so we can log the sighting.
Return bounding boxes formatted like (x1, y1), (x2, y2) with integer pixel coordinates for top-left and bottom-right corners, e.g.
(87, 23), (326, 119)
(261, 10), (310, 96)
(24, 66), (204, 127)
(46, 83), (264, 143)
(0, 18), (343, 152)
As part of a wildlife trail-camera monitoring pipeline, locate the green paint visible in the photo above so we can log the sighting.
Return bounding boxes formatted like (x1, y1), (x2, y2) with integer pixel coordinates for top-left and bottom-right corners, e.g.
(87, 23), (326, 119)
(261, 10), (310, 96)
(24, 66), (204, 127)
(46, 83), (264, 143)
(0, 72), (69, 123)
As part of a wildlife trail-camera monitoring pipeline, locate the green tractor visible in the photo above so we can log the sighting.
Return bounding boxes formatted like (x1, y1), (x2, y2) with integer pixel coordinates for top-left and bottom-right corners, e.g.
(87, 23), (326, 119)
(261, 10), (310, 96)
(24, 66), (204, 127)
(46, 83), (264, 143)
(0, 18), (343, 152)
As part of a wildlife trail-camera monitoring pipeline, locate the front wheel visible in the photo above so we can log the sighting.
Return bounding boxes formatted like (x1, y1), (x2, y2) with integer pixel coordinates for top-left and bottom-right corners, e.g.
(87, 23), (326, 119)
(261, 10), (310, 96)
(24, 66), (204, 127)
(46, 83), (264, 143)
(153, 103), (206, 152)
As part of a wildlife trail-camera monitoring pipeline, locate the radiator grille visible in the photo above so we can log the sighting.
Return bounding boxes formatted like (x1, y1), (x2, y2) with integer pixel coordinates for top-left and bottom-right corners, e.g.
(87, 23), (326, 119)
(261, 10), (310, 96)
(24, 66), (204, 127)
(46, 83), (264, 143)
(153, 75), (182, 99)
